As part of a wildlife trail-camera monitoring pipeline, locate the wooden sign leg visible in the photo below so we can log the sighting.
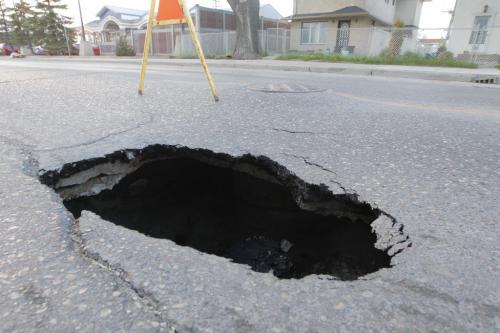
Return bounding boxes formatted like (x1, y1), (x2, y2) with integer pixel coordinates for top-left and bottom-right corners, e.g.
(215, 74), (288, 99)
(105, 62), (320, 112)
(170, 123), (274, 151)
(138, 0), (158, 95)
(179, 0), (220, 101)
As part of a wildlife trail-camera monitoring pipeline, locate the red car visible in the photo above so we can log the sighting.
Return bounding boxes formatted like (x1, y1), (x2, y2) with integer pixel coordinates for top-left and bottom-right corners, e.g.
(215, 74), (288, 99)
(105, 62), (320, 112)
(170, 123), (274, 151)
(0, 43), (20, 56)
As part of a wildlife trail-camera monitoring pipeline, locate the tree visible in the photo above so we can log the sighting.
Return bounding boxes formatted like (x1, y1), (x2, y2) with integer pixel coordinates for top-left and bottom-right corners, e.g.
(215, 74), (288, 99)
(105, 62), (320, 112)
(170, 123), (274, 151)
(388, 19), (405, 57)
(36, 0), (73, 53)
(0, 0), (9, 43)
(227, 0), (260, 59)
(8, 0), (35, 52)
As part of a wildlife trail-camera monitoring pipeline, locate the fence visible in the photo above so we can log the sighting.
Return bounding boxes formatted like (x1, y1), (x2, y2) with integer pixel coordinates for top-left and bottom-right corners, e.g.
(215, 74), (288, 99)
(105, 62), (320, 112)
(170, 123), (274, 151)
(286, 27), (500, 67)
(99, 27), (499, 67)
(130, 28), (290, 57)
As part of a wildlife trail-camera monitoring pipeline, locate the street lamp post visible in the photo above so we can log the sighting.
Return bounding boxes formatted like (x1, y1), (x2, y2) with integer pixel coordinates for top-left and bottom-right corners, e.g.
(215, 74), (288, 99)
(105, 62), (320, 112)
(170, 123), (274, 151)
(78, 0), (86, 41)
(63, 23), (71, 57)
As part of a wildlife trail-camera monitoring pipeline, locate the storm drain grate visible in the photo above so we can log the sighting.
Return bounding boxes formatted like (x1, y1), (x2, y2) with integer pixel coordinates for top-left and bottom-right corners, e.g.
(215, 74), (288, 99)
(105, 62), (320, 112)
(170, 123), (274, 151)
(40, 145), (409, 281)
(472, 77), (498, 84)
(249, 83), (325, 93)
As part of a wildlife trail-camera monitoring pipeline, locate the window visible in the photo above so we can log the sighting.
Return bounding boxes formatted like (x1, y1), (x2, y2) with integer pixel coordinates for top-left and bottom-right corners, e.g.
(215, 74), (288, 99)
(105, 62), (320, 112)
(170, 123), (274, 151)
(469, 16), (490, 44)
(301, 22), (327, 44)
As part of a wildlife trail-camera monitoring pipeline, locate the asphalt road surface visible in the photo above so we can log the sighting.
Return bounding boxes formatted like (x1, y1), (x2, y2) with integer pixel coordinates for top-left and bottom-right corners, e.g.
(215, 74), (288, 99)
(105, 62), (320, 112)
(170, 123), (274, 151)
(1, 57), (499, 332)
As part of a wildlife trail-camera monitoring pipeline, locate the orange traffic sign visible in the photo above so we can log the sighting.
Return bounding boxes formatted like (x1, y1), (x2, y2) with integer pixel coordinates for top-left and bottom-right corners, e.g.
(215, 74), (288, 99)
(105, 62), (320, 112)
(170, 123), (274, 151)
(139, 0), (219, 101)
(157, 0), (185, 25)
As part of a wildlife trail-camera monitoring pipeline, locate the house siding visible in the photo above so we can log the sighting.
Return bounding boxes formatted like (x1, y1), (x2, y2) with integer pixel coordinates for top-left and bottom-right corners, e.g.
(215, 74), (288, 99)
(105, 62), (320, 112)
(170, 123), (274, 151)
(448, 0), (500, 55)
(290, 17), (375, 54)
(364, 0), (396, 25)
(290, 0), (429, 54)
(395, 0), (426, 26)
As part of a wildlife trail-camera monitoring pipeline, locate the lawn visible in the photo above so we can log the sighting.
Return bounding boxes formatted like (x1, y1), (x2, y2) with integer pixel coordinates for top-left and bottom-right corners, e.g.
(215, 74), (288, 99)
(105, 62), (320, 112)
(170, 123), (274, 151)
(277, 52), (478, 69)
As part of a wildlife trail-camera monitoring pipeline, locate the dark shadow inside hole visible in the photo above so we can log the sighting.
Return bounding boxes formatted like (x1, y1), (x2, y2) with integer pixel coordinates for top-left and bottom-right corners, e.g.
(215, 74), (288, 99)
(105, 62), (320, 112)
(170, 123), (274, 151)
(64, 157), (391, 280)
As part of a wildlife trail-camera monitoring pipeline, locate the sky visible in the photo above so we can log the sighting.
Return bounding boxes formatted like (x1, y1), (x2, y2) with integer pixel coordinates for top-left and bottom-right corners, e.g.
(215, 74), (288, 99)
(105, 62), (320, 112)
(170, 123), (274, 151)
(7, 0), (456, 29)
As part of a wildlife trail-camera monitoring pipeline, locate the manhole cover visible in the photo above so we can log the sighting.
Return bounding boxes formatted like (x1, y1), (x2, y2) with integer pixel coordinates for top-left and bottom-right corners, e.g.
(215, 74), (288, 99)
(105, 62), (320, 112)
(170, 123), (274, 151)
(250, 83), (325, 93)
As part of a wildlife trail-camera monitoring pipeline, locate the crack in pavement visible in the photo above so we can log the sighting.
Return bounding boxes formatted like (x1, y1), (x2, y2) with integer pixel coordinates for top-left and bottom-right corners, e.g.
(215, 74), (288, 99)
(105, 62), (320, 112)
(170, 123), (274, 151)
(36, 112), (155, 153)
(272, 128), (316, 135)
(282, 152), (412, 255)
(282, 153), (352, 194)
(71, 219), (177, 332)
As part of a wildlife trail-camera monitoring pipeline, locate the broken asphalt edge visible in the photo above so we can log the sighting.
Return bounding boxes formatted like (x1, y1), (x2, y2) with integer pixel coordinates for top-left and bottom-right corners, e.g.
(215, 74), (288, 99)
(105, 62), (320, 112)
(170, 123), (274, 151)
(38, 144), (412, 270)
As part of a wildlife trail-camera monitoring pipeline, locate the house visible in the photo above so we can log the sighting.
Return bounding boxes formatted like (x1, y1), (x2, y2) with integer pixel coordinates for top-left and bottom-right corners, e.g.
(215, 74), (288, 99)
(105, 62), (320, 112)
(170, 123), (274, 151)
(289, 0), (430, 55)
(447, 0), (500, 65)
(190, 4), (288, 33)
(83, 4), (288, 45)
(83, 6), (148, 44)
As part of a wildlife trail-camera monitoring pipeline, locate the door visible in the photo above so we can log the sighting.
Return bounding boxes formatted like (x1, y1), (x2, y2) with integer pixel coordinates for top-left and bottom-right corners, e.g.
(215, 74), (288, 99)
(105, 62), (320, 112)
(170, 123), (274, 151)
(336, 20), (351, 51)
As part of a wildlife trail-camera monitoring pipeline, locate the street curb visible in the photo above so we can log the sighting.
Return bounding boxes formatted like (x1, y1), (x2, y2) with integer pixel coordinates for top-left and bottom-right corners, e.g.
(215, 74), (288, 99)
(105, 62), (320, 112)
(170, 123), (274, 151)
(16, 56), (500, 84)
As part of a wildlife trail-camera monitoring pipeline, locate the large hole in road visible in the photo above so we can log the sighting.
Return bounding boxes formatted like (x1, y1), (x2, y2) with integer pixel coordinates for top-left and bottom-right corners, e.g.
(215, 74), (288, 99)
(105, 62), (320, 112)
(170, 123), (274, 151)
(41, 145), (400, 280)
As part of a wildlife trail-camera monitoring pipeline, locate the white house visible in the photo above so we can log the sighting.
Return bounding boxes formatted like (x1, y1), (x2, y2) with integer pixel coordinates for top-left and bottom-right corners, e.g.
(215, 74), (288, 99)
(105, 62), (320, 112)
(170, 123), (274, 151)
(289, 0), (431, 55)
(83, 6), (148, 44)
(447, 0), (500, 63)
(83, 4), (287, 44)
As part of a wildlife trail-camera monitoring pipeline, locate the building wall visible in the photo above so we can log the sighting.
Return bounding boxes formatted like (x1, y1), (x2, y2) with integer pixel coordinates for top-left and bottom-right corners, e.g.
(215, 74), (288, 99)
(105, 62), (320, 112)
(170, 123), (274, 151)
(290, 17), (374, 55)
(364, 0), (396, 25)
(448, 0), (500, 55)
(395, 0), (425, 27)
(294, 0), (397, 25)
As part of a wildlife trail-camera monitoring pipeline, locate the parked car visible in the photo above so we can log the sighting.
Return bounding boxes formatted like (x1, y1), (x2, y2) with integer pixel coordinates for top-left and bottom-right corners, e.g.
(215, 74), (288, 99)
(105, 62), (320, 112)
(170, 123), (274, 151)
(33, 46), (46, 55)
(0, 43), (20, 56)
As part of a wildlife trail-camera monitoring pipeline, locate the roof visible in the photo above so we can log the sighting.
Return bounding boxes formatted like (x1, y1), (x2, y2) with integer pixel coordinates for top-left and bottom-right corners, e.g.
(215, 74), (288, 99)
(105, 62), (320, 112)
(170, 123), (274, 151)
(96, 6), (147, 19)
(289, 6), (369, 21)
(189, 4), (284, 21)
(259, 4), (283, 20)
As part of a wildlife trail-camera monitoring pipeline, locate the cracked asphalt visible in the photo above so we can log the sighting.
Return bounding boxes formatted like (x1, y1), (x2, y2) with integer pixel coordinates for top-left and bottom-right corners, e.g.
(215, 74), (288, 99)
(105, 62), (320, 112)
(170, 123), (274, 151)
(1, 57), (499, 332)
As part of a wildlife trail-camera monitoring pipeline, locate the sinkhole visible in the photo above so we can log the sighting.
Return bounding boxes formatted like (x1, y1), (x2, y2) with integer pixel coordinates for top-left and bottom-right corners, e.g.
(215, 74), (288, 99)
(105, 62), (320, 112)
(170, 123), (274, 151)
(41, 145), (400, 280)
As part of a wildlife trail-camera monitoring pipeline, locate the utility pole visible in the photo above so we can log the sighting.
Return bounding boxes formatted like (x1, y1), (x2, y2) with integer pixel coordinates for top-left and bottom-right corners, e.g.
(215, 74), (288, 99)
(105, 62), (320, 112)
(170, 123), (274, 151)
(62, 18), (71, 56)
(78, 0), (86, 41)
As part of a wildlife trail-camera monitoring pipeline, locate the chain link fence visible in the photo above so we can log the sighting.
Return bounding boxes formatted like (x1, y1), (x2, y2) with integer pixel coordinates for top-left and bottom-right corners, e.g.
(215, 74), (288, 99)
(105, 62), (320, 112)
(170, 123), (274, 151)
(97, 27), (500, 68)
(131, 28), (290, 57)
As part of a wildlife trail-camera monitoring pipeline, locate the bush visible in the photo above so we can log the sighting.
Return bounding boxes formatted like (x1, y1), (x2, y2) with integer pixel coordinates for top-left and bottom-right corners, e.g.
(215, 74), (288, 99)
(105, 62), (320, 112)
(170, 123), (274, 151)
(437, 45), (454, 60)
(276, 52), (477, 68)
(116, 38), (135, 56)
(438, 51), (453, 60)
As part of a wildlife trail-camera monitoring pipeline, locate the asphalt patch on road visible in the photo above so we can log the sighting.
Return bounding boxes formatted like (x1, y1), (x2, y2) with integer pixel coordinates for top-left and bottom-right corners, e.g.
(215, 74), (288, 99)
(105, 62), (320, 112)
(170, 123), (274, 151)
(40, 145), (400, 280)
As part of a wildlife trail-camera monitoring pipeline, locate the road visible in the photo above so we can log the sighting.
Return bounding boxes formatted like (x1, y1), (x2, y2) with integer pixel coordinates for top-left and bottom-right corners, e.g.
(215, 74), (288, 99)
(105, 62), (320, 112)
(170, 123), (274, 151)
(1, 57), (499, 332)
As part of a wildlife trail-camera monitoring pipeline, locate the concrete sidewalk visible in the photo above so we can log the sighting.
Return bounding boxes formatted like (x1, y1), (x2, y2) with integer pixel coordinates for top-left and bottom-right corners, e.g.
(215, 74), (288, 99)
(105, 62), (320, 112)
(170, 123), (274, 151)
(18, 56), (500, 84)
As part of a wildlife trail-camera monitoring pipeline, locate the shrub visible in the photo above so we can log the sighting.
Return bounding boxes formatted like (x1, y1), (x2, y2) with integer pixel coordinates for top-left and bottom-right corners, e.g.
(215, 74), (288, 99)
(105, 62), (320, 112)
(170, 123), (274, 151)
(437, 45), (454, 60)
(116, 38), (135, 56)
(276, 52), (477, 68)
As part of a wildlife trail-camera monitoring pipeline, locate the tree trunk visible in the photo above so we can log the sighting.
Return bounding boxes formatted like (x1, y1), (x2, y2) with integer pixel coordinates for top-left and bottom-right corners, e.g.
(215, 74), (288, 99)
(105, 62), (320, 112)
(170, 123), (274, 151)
(227, 0), (260, 59)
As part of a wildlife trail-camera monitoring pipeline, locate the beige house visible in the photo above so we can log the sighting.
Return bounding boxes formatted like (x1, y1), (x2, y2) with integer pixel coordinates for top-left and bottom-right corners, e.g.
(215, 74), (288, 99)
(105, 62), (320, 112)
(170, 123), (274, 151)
(290, 0), (430, 55)
(447, 0), (500, 59)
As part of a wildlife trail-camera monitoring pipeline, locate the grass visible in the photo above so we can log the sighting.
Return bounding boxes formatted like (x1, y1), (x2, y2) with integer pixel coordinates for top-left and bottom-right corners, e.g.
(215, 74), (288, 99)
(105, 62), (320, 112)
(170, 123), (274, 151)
(497, 66), (500, 70)
(277, 52), (478, 69)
